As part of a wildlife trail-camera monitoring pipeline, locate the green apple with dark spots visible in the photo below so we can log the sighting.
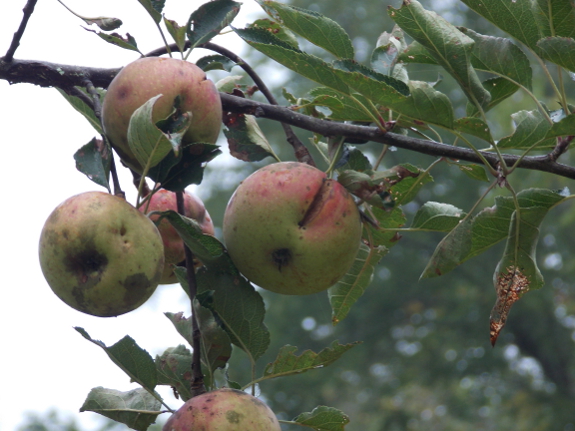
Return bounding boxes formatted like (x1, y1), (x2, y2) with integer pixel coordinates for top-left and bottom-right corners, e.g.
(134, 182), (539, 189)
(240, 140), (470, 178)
(38, 191), (165, 317)
(223, 162), (362, 295)
(101, 56), (222, 173)
(163, 388), (281, 431)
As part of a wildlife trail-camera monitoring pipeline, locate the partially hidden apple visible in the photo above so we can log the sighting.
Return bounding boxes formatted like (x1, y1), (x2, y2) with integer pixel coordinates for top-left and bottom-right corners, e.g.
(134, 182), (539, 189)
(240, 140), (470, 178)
(139, 188), (215, 284)
(102, 57), (222, 173)
(223, 162), (362, 295)
(163, 388), (281, 431)
(39, 191), (165, 317)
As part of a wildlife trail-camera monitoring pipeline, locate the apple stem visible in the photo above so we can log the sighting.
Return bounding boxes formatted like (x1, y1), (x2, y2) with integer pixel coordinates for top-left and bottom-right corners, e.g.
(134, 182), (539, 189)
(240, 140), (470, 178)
(176, 190), (206, 397)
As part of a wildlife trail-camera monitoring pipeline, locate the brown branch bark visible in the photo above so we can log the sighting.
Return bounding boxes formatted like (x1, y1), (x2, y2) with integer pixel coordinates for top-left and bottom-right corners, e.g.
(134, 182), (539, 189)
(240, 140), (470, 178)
(1, 56), (574, 180)
(4, 0), (39, 62)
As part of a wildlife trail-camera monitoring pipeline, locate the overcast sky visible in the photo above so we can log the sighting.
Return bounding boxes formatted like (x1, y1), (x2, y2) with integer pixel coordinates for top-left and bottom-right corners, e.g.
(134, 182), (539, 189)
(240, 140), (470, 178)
(0, 1), (262, 430)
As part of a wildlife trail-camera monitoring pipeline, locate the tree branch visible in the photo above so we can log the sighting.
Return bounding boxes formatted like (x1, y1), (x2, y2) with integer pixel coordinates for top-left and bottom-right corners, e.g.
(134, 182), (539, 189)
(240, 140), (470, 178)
(4, 0), (39, 62)
(1, 57), (574, 180)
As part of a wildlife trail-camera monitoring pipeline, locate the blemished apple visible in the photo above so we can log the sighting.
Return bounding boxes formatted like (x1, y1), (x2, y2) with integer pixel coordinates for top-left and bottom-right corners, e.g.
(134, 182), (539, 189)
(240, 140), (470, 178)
(139, 188), (215, 284)
(38, 191), (165, 317)
(102, 57), (222, 172)
(223, 162), (362, 295)
(163, 388), (281, 431)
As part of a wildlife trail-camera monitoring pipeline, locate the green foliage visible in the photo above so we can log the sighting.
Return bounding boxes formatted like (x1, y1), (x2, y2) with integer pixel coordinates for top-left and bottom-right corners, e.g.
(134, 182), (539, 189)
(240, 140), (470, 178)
(24, 0), (575, 429)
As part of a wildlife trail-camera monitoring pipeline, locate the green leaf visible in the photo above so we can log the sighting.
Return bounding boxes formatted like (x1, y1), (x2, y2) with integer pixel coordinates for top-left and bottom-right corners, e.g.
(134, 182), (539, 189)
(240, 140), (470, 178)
(532, 0), (575, 39)
(56, 87), (105, 134)
(165, 309), (232, 391)
(467, 77), (520, 116)
(75, 328), (158, 391)
(258, 1), (354, 58)
(90, 30), (143, 54)
(194, 304), (233, 378)
(411, 202), (466, 231)
(156, 209), (225, 265)
(537, 37), (575, 72)
(234, 26), (351, 94)
(128, 95), (192, 172)
(176, 265), (270, 363)
(146, 143), (221, 192)
(262, 340), (360, 381)
(497, 110), (555, 150)
(459, 28), (533, 91)
(335, 62), (454, 130)
(57, 1), (123, 31)
(80, 387), (161, 431)
(195, 54), (236, 72)
(389, 0), (491, 110)
(164, 17), (187, 53)
(308, 87), (372, 122)
(490, 206), (548, 345)
(372, 25), (408, 80)
(422, 188), (569, 278)
(397, 40), (437, 65)
(364, 206), (406, 248)
(154, 345), (193, 401)
(187, 0), (241, 49)
(82, 17), (123, 31)
(454, 117), (494, 144)
(421, 218), (473, 278)
(74, 138), (112, 191)
(137, 0), (163, 24)
(223, 112), (279, 162)
(328, 243), (388, 324)
(336, 146), (373, 172)
(292, 406), (350, 431)
(248, 18), (299, 47)
(459, 0), (541, 52)
(546, 113), (575, 137)
(457, 163), (490, 182)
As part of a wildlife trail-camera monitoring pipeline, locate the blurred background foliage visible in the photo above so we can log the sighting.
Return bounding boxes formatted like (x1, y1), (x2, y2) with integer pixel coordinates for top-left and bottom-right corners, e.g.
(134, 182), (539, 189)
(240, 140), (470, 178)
(18, 0), (575, 430)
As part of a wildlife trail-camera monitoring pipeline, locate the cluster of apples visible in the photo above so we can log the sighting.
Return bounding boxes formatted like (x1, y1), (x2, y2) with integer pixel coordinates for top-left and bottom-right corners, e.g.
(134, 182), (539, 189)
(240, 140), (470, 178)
(38, 57), (363, 429)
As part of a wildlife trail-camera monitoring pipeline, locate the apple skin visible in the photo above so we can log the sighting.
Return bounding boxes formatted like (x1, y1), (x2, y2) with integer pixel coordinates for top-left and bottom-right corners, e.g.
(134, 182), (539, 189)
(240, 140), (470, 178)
(139, 189), (215, 284)
(102, 57), (222, 172)
(223, 162), (362, 295)
(163, 388), (281, 431)
(39, 191), (165, 317)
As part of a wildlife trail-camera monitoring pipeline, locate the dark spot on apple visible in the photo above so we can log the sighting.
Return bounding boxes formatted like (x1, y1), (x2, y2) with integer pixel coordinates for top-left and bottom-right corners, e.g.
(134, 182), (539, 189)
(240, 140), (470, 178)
(116, 85), (131, 100)
(225, 410), (242, 424)
(120, 225), (127, 236)
(122, 273), (154, 299)
(272, 248), (292, 271)
(65, 245), (108, 286)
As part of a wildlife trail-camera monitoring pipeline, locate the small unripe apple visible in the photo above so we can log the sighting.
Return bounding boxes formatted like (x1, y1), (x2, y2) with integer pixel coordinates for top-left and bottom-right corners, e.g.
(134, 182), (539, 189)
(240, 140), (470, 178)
(223, 162), (362, 295)
(102, 57), (222, 172)
(39, 191), (164, 317)
(139, 188), (215, 284)
(163, 388), (281, 431)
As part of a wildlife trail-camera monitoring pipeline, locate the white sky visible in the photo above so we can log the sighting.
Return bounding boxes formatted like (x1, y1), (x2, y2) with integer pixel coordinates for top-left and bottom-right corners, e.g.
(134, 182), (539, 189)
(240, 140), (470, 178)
(0, 1), (263, 430)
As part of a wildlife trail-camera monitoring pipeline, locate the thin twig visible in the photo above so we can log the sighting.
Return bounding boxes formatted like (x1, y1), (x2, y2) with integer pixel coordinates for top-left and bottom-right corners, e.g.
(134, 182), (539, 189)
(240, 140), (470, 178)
(4, 0), (39, 62)
(177, 192), (206, 398)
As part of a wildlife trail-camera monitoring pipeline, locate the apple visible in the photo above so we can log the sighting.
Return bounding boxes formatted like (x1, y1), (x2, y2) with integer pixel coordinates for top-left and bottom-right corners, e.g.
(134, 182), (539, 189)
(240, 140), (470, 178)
(223, 162), (362, 295)
(102, 57), (222, 173)
(163, 388), (281, 431)
(38, 191), (165, 317)
(139, 188), (215, 284)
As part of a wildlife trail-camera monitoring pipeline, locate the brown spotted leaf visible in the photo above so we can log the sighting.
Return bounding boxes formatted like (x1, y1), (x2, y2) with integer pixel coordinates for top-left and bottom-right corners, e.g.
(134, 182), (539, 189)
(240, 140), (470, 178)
(223, 112), (279, 162)
(490, 207), (547, 345)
